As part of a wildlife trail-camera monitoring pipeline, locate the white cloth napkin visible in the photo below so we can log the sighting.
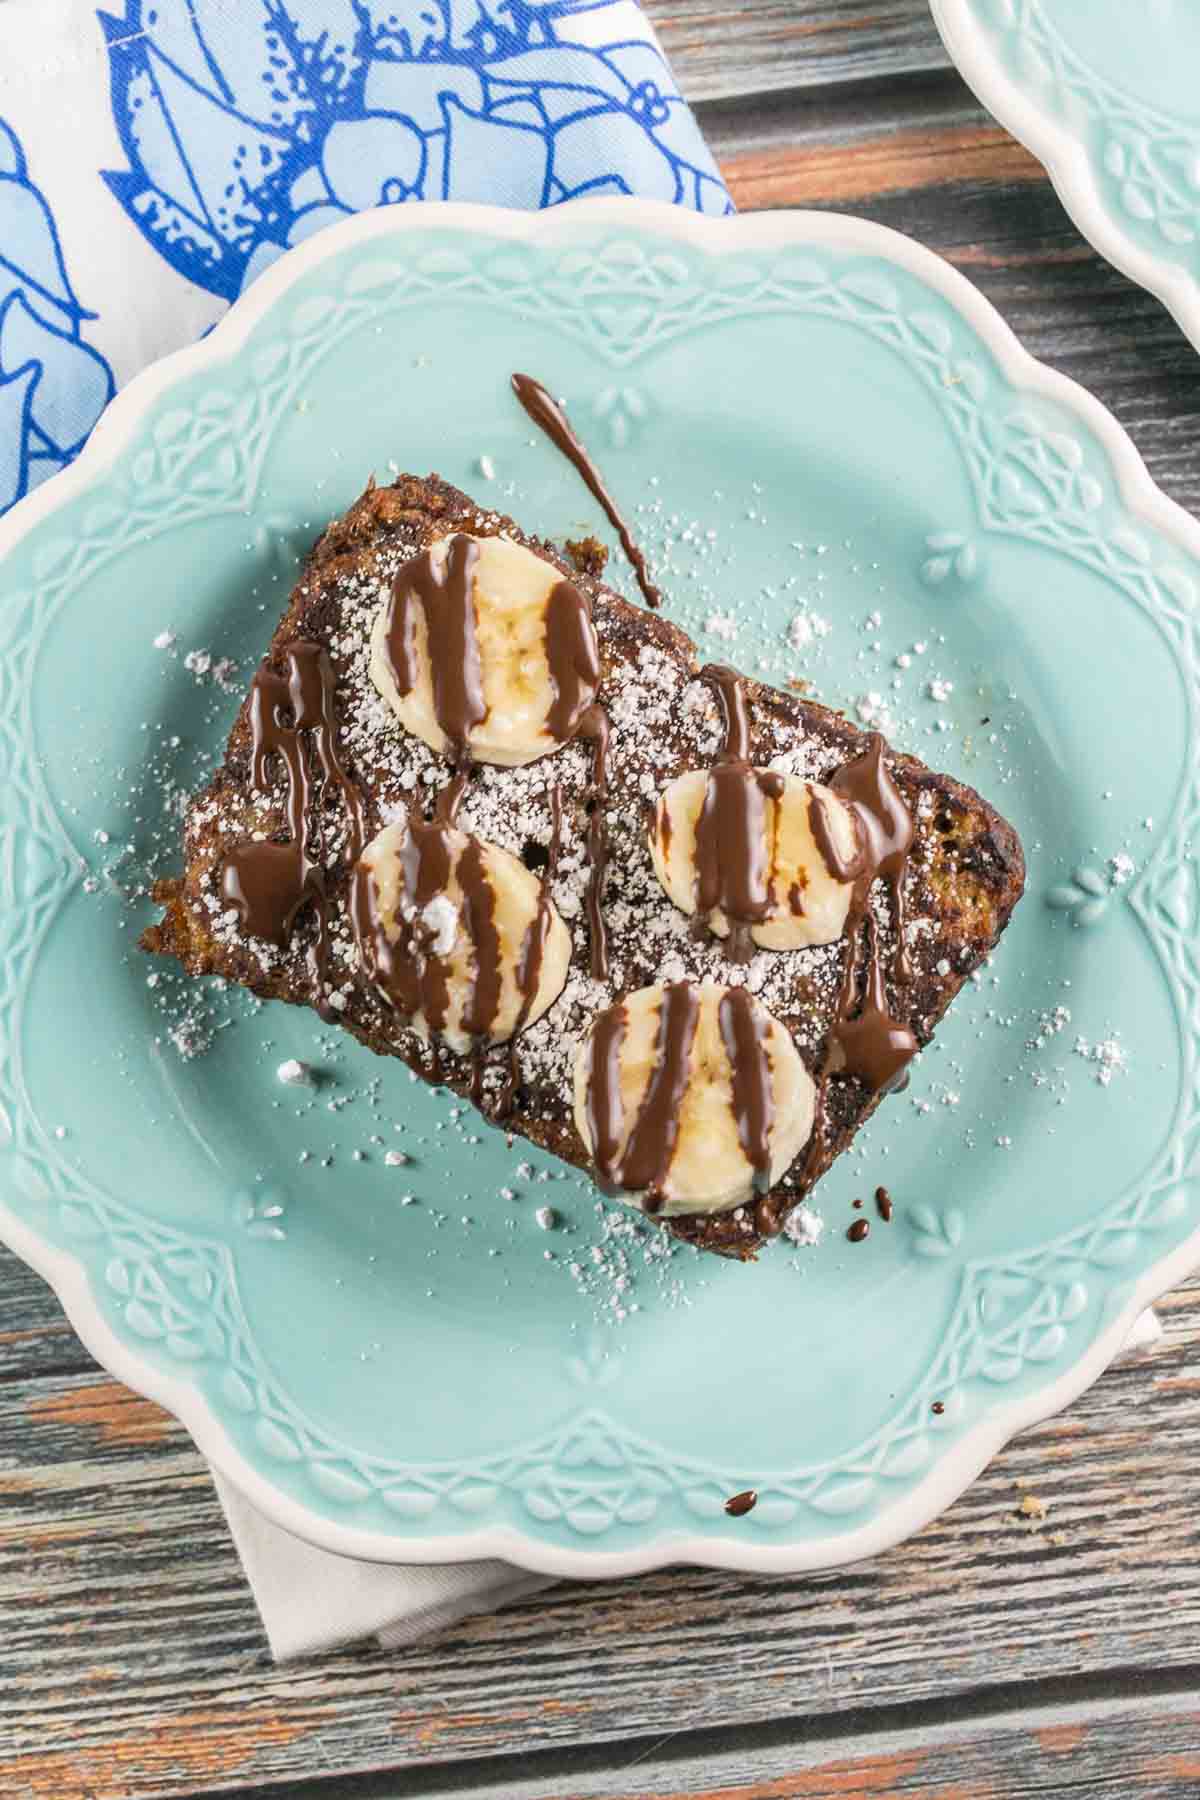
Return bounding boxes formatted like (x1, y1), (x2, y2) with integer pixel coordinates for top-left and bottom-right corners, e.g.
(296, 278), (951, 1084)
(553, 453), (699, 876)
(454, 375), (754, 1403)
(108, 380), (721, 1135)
(215, 1307), (1164, 1660)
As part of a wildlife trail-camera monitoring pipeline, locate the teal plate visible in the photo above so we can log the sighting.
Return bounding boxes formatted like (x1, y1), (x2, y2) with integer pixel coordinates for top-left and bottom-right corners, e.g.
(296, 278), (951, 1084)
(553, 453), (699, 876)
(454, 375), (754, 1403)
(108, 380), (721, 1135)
(932, 0), (1200, 352)
(2, 201), (1198, 1575)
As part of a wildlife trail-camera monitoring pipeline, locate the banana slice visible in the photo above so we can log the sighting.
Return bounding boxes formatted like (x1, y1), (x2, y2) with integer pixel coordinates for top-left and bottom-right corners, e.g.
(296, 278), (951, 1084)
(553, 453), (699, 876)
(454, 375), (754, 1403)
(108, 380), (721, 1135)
(649, 769), (863, 951)
(369, 533), (599, 767)
(352, 817), (571, 1054)
(573, 982), (815, 1216)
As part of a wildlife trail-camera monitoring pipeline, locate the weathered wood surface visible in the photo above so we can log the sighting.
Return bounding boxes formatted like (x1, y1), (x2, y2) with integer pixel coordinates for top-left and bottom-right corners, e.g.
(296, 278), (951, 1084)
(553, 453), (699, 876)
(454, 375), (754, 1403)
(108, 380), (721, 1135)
(1, 1264), (1198, 1797)
(6, 7), (1200, 1798)
(655, 0), (949, 102)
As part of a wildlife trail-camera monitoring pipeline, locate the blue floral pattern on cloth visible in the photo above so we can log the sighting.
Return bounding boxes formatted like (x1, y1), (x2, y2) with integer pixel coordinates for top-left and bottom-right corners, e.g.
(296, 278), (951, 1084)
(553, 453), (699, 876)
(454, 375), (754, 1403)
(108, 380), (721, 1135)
(98, 0), (733, 302)
(0, 117), (116, 517)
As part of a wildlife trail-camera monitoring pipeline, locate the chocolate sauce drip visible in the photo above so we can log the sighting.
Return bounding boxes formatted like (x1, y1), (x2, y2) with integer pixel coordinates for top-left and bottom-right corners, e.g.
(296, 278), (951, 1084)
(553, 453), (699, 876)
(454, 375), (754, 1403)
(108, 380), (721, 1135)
(221, 841), (318, 948)
(718, 988), (774, 1195)
(847, 1218), (870, 1243)
(352, 812), (457, 1038)
(724, 1489), (758, 1518)
(578, 702), (612, 980)
(705, 663), (753, 762)
(220, 641), (363, 955)
(499, 785), (565, 1116)
(511, 371), (663, 609)
(587, 983), (701, 1211)
(807, 787), (867, 885)
(356, 769), (569, 1101)
(692, 665), (784, 964)
(832, 912), (918, 1092)
(545, 580), (601, 742)
(386, 535), (486, 759)
(456, 835), (503, 1088)
(584, 1001), (628, 1181)
(875, 1185), (894, 1223)
(436, 768), (470, 826)
(830, 733), (915, 984)
(815, 732), (918, 1098)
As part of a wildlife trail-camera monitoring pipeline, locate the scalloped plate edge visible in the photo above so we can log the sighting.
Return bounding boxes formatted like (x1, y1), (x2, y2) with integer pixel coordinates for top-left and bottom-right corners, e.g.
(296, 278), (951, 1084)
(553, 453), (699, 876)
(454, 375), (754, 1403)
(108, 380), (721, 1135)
(930, 0), (1200, 355)
(2, 197), (1199, 1578)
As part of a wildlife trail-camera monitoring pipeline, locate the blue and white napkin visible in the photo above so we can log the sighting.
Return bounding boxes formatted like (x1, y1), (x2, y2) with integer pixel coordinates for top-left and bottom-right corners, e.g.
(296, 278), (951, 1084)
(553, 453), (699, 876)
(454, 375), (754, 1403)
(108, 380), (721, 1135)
(0, 0), (729, 517)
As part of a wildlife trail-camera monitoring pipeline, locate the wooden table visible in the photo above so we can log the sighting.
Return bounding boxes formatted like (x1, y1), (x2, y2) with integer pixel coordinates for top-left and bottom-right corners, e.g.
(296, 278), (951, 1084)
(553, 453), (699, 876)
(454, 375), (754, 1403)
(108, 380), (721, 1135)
(6, 5), (1200, 1796)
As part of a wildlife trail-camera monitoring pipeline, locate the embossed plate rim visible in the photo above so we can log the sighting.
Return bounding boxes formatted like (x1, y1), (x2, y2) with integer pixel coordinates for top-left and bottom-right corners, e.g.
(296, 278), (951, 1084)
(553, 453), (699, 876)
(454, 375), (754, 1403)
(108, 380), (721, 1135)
(2, 198), (1198, 1577)
(930, 0), (1200, 354)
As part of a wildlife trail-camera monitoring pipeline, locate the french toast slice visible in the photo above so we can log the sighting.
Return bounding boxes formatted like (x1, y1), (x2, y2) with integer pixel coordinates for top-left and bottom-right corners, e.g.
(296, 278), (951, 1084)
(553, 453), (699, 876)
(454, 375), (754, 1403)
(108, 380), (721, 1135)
(144, 474), (1024, 1257)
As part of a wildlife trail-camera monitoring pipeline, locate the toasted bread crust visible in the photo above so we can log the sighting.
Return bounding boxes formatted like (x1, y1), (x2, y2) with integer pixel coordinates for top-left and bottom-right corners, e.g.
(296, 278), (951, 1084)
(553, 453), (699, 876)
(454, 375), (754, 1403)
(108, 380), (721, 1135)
(144, 475), (1024, 1257)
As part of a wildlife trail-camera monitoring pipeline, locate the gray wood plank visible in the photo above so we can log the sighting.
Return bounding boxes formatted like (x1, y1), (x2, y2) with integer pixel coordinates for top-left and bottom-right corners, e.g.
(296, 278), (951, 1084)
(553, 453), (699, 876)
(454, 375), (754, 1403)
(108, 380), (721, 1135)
(0, 1282), (1195, 1795)
(647, 0), (949, 104)
(223, 1686), (1200, 1799)
(0, 1251), (91, 1384)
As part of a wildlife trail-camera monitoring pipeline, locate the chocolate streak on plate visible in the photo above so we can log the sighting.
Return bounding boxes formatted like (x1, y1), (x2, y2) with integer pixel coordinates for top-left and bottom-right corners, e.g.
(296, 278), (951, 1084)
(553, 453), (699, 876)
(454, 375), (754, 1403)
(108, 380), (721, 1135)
(694, 664), (785, 964)
(499, 784), (565, 1116)
(718, 988), (774, 1196)
(386, 535), (486, 760)
(220, 641), (363, 990)
(875, 1185), (894, 1223)
(847, 1218), (871, 1243)
(724, 1489), (758, 1517)
(511, 371), (663, 609)
(587, 984), (701, 1213)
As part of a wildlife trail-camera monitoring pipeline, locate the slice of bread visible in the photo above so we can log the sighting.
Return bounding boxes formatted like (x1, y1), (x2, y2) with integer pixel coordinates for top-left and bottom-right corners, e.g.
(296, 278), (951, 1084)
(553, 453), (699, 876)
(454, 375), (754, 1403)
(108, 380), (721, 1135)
(144, 474), (1024, 1257)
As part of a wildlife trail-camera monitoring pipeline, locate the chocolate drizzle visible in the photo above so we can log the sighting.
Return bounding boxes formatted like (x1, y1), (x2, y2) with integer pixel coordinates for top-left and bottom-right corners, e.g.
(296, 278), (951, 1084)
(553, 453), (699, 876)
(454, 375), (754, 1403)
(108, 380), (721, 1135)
(539, 578), (611, 978)
(823, 733), (918, 1096)
(350, 777), (509, 1080)
(830, 734), (915, 983)
(220, 641), (363, 963)
(718, 988), (774, 1195)
(545, 580), (601, 742)
(391, 520), (611, 978)
(586, 983), (701, 1212)
(511, 371), (663, 609)
(499, 785), (565, 1116)
(456, 836), (503, 1095)
(570, 701), (611, 982)
(807, 787), (866, 886)
(724, 1489), (758, 1518)
(693, 665), (784, 963)
(350, 812), (456, 1040)
(583, 1001), (628, 1181)
(386, 535), (486, 759)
